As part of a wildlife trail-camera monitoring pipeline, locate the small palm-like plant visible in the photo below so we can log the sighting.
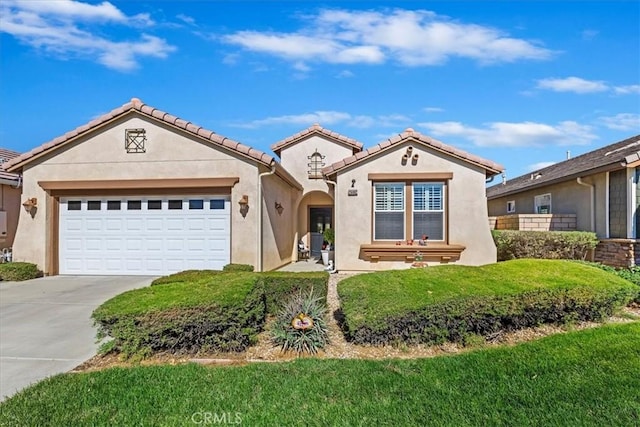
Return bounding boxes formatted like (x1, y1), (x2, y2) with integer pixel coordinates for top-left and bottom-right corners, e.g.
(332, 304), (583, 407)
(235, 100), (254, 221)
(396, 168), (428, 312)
(271, 288), (329, 354)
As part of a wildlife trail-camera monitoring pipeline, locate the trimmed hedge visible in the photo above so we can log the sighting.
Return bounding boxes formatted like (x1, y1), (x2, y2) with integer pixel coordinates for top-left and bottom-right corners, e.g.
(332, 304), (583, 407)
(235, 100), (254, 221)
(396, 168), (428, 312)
(93, 273), (263, 357)
(223, 263), (255, 272)
(492, 230), (598, 261)
(576, 261), (640, 303)
(93, 271), (329, 357)
(0, 262), (43, 281)
(339, 260), (638, 346)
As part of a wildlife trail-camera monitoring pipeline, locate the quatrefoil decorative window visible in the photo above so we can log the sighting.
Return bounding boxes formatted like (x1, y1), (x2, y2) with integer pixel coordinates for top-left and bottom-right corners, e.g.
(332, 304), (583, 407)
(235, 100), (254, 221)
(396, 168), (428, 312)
(125, 128), (146, 153)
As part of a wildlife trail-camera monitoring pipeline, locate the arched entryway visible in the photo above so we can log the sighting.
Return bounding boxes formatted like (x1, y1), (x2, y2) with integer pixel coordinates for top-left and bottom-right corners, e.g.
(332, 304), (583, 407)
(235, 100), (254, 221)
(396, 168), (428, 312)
(297, 191), (334, 257)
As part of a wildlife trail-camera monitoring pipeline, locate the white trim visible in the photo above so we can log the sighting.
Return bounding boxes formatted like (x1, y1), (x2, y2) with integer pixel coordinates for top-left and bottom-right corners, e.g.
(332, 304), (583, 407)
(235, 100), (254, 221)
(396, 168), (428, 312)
(412, 182), (445, 242)
(627, 167), (636, 239)
(605, 172), (610, 238)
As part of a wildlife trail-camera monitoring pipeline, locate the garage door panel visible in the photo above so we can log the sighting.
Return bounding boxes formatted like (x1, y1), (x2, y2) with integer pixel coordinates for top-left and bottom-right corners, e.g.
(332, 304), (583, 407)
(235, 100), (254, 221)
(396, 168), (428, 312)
(60, 196), (230, 275)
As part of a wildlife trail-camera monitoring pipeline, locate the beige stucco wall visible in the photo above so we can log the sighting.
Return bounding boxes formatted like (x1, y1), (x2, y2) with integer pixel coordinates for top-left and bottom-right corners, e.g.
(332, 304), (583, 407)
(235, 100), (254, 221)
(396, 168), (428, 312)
(487, 172), (607, 237)
(0, 184), (21, 251)
(12, 113), (264, 273)
(260, 169), (301, 270)
(333, 141), (497, 271)
(279, 135), (354, 195)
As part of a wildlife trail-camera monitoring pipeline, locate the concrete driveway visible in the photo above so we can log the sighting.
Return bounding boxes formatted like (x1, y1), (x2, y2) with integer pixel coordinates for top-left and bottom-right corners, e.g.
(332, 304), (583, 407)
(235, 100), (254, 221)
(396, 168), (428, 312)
(0, 275), (155, 401)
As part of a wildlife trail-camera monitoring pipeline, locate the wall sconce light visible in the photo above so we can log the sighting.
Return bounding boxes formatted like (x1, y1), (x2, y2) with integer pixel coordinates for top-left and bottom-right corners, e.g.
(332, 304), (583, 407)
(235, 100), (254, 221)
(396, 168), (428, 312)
(238, 195), (249, 218)
(275, 202), (284, 215)
(351, 179), (356, 188)
(22, 197), (37, 212)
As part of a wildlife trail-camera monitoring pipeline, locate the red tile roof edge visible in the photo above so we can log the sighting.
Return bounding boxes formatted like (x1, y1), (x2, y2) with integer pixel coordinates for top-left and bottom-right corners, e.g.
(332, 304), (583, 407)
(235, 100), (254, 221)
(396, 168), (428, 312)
(270, 123), (364, 155)
(322, 128), (504, 176)
(3, 98), (276, 172)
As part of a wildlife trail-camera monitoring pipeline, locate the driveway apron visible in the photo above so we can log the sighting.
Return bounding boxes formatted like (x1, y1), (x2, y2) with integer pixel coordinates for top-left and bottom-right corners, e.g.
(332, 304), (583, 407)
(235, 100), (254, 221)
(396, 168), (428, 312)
(0, 275), (154, 401)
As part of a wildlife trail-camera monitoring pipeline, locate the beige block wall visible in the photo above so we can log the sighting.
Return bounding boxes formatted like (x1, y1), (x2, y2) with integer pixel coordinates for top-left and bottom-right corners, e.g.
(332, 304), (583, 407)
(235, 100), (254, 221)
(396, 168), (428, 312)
(489, 214), (577, 231)
(279, 135), (354, 193)
(12, 114), (262, 272)
(0, 184), (21, 251)
(487, 173), (607, 237)
(334, 142), (497, 271)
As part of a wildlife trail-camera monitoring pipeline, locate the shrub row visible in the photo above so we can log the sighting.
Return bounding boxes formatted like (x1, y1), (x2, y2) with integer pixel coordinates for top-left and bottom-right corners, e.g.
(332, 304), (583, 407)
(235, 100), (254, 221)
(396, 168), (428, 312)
(93, 271), (328, 357)
(492, 230), (598, 261)
(339, 260), (638, 346)
(342, 287), (636, 346)
(578, 261), (640, 303)
(0, 262), (42, 281)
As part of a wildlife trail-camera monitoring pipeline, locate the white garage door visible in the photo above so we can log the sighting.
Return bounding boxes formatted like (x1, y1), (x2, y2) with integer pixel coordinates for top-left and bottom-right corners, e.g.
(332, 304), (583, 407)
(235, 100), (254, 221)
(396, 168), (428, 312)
(59, 196), (231, 275)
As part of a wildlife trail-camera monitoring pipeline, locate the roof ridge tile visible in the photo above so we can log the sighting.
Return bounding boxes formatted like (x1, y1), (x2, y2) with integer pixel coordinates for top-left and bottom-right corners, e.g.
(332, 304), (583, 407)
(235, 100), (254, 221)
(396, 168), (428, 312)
(3, 98), (275, 171)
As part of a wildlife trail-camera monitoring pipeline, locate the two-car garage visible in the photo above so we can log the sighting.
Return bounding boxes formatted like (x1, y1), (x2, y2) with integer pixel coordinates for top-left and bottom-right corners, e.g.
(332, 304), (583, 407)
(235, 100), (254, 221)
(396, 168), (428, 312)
(59, 195), (230, 275)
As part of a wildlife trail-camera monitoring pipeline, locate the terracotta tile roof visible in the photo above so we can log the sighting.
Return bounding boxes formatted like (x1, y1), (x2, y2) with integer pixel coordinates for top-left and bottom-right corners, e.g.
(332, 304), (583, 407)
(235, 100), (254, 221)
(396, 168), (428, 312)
(3, 98), (276, 172)
(0, 148), (21, 183)
(487, 134), (640, 200)
(271, 123), (364, 156)
(322, 128), (504, 177)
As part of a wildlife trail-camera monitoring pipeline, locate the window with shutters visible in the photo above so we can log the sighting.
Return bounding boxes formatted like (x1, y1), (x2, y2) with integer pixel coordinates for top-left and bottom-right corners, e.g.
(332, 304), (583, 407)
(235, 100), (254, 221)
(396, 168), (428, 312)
(413, 183), (444, 241)
(373, 181), (446, 242)
(374, 183), (405, 240)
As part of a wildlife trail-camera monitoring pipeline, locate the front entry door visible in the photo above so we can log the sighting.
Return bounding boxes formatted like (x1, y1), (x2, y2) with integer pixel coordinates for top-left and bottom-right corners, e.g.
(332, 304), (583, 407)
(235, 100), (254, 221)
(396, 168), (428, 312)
(309, 207), (332, 256)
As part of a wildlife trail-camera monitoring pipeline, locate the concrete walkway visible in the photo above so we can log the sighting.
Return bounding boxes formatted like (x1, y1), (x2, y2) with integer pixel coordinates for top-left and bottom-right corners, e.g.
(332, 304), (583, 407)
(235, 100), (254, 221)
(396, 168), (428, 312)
(277, 257), (329, 272)
(0, 275), (155, 401)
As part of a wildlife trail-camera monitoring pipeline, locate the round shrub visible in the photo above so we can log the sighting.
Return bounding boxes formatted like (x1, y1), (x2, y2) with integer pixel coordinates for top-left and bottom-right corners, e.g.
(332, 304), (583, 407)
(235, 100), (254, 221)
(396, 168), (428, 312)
(0, 262), (43, 281)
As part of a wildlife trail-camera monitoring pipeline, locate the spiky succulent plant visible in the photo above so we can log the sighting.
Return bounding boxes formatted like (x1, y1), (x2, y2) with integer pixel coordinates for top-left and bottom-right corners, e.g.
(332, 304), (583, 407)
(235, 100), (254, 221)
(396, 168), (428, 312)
(271, 288), (329, 354)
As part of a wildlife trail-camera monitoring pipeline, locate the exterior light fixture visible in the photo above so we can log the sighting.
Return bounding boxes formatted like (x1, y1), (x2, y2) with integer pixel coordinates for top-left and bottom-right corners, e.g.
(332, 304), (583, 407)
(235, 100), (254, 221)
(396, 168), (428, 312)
(22, 197), (37, 212)
(275, 202), (284, 215)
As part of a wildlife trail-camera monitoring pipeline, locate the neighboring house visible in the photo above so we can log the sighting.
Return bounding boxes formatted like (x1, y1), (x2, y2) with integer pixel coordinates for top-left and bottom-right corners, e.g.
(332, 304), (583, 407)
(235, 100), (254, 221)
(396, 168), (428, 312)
(0, 149), (22, 254)
(3, 98), (503, 276)
(487, 134), (640, 267)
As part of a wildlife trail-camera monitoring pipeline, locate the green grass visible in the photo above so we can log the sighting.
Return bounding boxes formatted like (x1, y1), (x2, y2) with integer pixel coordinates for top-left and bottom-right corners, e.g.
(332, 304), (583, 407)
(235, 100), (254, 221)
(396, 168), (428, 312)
(93, 273), (258, 317)
(1, 322), (638, 426)
(339, 259), (637, 326)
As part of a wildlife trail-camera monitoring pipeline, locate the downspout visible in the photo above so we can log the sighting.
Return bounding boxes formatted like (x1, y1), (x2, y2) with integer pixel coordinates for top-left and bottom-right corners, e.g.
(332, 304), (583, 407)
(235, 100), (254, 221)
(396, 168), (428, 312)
(322, 175), (338, 273)
(577, 177), (595, 231)
(257, 162), (277, 272)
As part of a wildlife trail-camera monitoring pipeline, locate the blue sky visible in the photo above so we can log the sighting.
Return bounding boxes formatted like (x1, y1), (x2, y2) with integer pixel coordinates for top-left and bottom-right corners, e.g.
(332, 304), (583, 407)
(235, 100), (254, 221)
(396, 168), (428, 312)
(1, 1), (638, 180)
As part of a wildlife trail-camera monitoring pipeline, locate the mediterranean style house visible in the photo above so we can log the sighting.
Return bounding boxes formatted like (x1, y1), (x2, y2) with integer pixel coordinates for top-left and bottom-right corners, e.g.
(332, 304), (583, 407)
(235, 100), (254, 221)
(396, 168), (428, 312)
(3, 98), (503, 275)
(487, 134), (640, 267)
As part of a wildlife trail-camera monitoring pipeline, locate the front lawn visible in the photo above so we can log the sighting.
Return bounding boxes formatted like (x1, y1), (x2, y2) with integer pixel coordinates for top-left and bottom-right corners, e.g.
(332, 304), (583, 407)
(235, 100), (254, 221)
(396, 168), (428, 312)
(339, 259), (638, 345)
(1, 322), (638, 426)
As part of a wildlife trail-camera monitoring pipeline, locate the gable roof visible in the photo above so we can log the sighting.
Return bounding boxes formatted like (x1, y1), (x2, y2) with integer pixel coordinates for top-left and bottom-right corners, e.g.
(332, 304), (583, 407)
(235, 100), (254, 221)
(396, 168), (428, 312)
(271, 123), (364, 157)
(3, 98), (276, 172)
(321, 128), (504, 177)
(487, 134), (640, 200)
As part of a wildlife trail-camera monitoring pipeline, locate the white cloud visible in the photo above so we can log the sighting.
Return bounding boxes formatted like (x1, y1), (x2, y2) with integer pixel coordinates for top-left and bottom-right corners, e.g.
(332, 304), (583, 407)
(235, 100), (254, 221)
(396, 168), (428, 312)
(599, 113), (640, 131)
(336, 70), (354, 78)
(527, 161), (557, 172)
(232, 111), (410, 129)
(581, 29), (599, 40)
(0, 0), (174, 71)
(419, 120), (597, 147)
(423, 107), (444, 113)
(614, 85), (640, 95)
(222, 8), (553, 68)
(536, 77), (608, 94)
(176, 13), (196, 26)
